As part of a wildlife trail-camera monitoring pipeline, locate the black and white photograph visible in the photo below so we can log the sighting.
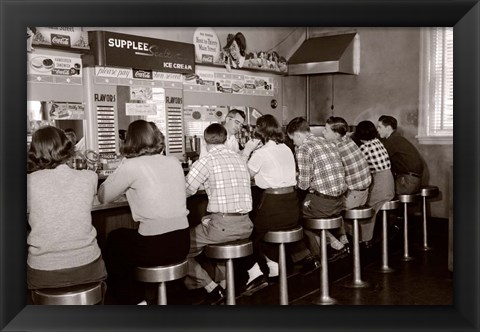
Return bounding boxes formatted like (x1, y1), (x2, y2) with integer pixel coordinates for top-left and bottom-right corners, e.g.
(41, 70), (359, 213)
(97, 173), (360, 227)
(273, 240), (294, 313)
(24, 26), (454, 306)
(1, 1), (479, 331)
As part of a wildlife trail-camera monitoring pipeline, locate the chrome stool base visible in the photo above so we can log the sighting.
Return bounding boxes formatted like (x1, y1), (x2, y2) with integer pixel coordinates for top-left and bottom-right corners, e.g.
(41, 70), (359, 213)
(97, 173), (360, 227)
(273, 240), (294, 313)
(401, 255), (415, 262)
(377, 266), (396, 273)
(343, 280), (371, 289)
(135, 260), (188, 305)
(264, 226), (303, 305)
(375, 200), (400, 274)
(420, 245), (433, 251)
(205, 239), (253, 305)
(420, 186), (439, 251)
(342, 207), (374, 289)
(304, 216), (343, 305)
(313, 296), (337, 305)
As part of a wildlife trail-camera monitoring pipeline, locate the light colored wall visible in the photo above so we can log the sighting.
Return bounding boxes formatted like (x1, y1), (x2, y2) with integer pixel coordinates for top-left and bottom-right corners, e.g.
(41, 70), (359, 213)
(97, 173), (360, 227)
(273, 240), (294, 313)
(305, 27), (452, 218)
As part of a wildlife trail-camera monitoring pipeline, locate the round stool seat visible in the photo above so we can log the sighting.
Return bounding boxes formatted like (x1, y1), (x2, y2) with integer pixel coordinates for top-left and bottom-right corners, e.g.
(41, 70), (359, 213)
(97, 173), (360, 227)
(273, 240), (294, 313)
(304, 216), (343, 230)
(135, 260), (188, 283)
(32, 282), (103, 305)
(205, 239), (253, 259)
(263, 226), (303, 243)
(380, 200), (401, 211)
(343, 206), (373, 220)
(398, 194), (419, 203)
(420, 186), (439, 197)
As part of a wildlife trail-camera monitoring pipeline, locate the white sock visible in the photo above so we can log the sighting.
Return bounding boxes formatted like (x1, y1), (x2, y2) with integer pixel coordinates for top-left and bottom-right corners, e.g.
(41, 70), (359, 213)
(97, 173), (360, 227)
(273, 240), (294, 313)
(247, 263), (263, 284)
(204, 281), (218, 293)
(339, 235), (349, 245)
(267, 260), (279, 277)
(326, 231), (344, 250)
(330, 239), (344, 250)
(219, 280), (226, 289)
(137, 300), (147, 305)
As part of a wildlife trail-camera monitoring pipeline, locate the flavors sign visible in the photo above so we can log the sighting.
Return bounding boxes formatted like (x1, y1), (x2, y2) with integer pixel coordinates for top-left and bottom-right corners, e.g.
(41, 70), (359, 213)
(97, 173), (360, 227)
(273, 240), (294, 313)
(93, 31), (195, 74)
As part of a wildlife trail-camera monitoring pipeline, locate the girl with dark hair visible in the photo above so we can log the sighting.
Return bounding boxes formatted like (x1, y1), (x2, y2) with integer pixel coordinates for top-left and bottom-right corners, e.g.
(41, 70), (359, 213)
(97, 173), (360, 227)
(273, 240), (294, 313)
(241, 114), (301, 294)
(27, 126), (107, 292)
(350, 120), (395, 243)
(98, 120), (190, 304)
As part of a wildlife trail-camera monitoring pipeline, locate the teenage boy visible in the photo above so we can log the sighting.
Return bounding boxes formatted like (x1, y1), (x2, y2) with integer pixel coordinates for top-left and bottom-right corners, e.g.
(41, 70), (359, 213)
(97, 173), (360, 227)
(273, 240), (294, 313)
(377, 115), (424, 194)
(184, 123), (253, 305)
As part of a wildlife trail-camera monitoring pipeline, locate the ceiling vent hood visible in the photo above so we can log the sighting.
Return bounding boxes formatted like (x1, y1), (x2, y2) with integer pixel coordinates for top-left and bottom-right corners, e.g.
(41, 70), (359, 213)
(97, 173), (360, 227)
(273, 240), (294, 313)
(288, 32), (360, 75)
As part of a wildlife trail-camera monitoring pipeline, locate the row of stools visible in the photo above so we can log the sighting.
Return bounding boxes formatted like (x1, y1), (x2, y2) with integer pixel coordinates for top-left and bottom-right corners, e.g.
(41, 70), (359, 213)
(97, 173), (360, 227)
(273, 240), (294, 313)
(31, 185), (439, 306)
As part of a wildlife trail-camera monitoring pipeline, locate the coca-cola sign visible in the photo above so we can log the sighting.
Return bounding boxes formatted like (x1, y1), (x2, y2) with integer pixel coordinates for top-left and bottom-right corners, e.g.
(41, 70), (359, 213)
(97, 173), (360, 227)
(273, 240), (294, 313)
(133, 69), (152, 79)
(51, 34), (71, 47)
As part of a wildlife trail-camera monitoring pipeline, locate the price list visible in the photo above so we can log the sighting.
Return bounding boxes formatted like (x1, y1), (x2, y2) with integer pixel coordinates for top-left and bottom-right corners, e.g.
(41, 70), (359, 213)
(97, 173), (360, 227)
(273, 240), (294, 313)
(97, 105), (117, 153)
(167, 106), (183, 154)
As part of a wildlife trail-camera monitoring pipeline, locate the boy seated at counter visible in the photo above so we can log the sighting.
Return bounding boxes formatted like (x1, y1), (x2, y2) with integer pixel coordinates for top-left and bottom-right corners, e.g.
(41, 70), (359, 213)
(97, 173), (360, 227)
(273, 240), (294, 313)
(184, 123), (254, 305)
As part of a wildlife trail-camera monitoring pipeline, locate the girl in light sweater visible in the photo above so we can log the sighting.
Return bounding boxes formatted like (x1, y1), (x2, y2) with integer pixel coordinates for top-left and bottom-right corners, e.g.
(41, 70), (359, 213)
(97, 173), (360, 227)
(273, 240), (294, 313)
(98, 120), (189, 304)
(27, 126), (107, 292)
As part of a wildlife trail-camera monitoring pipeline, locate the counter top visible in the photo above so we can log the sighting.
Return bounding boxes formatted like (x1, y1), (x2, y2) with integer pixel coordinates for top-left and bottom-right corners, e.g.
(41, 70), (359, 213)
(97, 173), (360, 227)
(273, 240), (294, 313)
(91, 189), (209, 212)
(92, 195), (129, 212)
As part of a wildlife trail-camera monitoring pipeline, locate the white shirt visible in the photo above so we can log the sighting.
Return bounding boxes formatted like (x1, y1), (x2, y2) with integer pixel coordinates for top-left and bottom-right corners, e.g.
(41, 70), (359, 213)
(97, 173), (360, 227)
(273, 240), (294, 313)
(247, 141), (297, 189)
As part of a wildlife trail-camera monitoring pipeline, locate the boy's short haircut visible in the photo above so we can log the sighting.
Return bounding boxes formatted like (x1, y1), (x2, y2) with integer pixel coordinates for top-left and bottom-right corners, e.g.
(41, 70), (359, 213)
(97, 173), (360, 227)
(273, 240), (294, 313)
(326, 116), (349, 137)
(204, 123), (227, 144)
(286, 117), (310, 136)
(378, 115), (398, 130)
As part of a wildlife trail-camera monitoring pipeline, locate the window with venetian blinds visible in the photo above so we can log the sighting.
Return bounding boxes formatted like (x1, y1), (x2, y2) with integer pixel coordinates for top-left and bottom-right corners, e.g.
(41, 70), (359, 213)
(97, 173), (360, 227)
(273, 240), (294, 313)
(418, 27), (453, 144)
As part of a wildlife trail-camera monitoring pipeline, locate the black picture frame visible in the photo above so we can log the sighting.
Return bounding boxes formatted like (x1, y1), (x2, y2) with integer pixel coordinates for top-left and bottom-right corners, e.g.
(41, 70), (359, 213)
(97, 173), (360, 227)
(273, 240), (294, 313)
(1, 0), (479, 331)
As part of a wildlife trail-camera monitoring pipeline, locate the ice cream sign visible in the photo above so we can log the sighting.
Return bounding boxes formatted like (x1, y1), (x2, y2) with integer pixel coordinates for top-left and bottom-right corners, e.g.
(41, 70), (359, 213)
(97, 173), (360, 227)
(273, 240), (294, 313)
(93, 31), (195, 74)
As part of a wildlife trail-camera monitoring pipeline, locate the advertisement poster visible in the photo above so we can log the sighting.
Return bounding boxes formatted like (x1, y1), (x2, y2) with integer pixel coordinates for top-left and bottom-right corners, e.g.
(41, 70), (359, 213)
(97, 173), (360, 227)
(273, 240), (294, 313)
(31, 27), (89, 49)
(28, 53), (82, 76)
(184, 69), (216, 86)
(244, 74), (273, 91)
(193, 28), (222, 64)
(125, 103), (157, 116)
(47, 102), (85, 120)
(130, 87), (153, 101)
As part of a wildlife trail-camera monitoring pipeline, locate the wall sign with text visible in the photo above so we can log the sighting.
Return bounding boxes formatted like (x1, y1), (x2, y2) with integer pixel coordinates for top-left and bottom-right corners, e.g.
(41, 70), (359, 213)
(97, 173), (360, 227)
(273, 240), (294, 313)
(27, 52), (83, 85)
(89, 31), (195, 74)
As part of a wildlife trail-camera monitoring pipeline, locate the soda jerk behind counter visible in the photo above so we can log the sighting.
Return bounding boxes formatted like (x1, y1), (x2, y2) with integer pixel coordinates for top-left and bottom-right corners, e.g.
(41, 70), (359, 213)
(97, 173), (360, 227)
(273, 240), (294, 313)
(89, 30), (195, 74)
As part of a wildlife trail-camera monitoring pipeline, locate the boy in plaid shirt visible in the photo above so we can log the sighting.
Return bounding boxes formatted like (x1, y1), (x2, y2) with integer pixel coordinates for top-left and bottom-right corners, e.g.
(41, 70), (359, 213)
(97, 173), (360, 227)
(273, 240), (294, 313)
(184, 123), (253, 304)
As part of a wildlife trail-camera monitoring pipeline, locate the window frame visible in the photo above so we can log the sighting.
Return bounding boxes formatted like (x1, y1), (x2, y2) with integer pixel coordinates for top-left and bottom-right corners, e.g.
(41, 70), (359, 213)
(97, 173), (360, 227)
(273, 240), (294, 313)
(417, 27), (453, 145)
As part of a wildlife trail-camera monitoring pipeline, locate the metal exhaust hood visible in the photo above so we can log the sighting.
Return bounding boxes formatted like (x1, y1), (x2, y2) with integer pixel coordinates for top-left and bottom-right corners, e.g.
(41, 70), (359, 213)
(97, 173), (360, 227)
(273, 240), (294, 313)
(288, 32), (360, 75)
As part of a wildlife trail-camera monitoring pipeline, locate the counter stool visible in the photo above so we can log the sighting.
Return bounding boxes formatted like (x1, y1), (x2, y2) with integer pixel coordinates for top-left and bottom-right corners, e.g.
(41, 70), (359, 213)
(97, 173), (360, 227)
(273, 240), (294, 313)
(205, 239), (253, 305)
(134, 260), (188, 305)
(31, 281), (104, 305)
(420, 186), (439, 251)
(304, 216), (343, 304)
(398, 194), (419, 261)
(342, 206), (374, 288)
(376, 200), (401, 273)
(263, 226), (303, 305)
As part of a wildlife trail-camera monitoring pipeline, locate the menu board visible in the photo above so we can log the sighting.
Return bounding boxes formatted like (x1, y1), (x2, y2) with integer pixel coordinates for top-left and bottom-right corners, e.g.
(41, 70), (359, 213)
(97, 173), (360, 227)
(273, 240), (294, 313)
(96, 106), (116, 153)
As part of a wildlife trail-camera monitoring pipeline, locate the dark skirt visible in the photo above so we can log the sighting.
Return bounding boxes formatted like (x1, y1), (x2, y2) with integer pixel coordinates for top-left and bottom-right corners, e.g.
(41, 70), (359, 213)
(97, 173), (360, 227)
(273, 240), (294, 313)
(106, 227), (190, 304)
(249, 191), (300, 273)
(27, 254), (107, 290)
